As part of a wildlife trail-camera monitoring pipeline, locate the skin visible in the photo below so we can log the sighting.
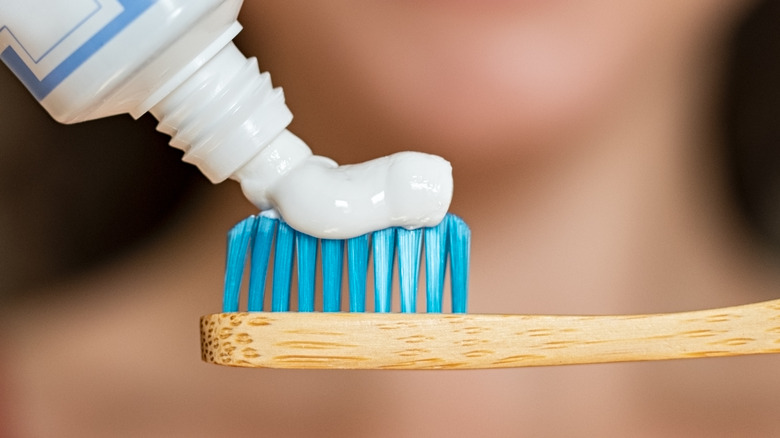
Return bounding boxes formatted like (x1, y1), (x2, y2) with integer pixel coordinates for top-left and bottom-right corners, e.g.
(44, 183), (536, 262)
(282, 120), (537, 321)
(3, 0), (780, 436)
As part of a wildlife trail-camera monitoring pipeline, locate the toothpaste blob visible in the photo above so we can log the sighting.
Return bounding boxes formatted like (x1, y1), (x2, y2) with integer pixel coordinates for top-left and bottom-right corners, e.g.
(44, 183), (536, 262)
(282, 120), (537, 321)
(235, 131), (453, 239)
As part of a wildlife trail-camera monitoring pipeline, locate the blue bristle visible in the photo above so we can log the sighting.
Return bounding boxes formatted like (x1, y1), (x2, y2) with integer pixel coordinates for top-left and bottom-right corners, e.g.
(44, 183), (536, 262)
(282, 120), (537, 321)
(247, 216), (276, 311)
(397, 228), (423, 313)
(222, 216), (257, 312)
(447, 215), (471, 313)
(347, 234), (369, 312)
(271, 221), (295, 312)
(223, 213), (470, 314)
(372, 227), (396, 312)
(296, 231), (318, 312)
(424, 219), (449, 312)
(321, 239), (345, 312)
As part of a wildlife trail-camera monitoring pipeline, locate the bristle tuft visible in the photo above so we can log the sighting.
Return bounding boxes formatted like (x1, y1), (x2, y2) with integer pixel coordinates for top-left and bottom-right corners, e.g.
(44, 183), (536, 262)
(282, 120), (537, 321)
(424, 219), (448, 312)
(247, 216), (276, 311)
(347, 235), (369, 312)
(296, 231), (317, 312)
(448, 215), (471, 313)
(372, 228), (396, 312)
(322, 239), (345, 312)
(223, 216), (256, 312)
(397, 228), (423, 313)
(271, 221), (295, 311)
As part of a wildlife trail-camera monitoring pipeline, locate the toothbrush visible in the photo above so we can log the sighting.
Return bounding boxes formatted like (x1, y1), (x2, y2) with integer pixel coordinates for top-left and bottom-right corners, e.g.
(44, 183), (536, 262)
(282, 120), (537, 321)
(200, 214), (780, 369)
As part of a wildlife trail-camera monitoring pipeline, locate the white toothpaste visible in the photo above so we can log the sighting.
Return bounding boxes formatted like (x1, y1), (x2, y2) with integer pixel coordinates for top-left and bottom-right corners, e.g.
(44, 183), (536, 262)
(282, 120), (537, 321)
(271, 151), (452, 239)
(235, 130), (452, 238)
(1, 0), (452, 238)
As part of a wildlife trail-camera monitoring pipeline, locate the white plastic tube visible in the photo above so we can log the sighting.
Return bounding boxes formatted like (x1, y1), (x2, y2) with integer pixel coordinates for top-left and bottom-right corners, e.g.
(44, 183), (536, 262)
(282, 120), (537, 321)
(0, 0), (453, 238)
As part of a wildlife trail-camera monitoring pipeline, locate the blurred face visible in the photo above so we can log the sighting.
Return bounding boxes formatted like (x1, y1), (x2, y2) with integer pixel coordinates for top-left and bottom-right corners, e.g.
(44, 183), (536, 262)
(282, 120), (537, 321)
(239, 1), (745, 163)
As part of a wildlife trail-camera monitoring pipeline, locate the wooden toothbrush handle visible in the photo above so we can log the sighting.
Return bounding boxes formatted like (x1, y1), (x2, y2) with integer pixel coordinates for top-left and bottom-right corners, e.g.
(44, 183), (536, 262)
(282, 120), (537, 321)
(200, 298), (780, 369)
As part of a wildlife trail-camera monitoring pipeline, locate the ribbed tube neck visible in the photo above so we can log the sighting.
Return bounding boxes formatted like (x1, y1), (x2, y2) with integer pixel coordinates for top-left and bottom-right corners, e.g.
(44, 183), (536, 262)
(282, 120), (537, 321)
(150, 42), (293, 182)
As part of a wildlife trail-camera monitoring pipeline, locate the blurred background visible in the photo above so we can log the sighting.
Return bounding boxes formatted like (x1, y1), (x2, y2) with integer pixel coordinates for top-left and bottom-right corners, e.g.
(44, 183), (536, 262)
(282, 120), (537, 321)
(0, 69), (208, 300)
(1, 0), (779, 436)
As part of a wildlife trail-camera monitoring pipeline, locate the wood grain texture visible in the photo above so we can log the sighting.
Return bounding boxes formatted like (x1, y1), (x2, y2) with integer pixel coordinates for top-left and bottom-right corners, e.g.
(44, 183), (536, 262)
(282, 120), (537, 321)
(200, 298), (780, 369)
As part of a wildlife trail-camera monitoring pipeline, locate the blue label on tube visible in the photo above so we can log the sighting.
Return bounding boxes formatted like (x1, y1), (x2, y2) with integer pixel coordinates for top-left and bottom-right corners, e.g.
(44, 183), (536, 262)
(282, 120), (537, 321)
(1, 0), (157, 100)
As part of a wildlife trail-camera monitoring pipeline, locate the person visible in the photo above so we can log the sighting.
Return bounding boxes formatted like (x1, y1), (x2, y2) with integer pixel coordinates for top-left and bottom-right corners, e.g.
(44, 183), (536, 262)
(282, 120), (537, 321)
(2, 0), (779, 436)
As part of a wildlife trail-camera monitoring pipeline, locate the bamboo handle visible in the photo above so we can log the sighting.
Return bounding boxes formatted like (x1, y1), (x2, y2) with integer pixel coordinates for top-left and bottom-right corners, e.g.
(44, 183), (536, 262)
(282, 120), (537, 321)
(200, 298), (780, 369)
